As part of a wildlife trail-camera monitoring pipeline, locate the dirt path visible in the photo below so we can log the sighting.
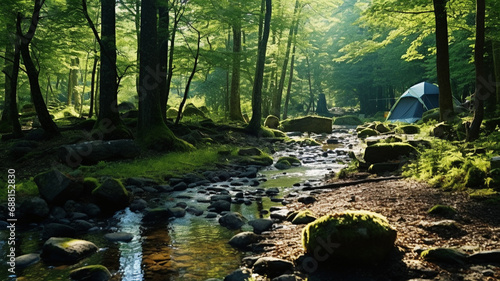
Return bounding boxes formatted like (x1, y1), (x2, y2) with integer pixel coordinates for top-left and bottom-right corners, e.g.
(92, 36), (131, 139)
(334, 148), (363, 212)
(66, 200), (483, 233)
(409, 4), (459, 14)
(256, 179), (500, 280)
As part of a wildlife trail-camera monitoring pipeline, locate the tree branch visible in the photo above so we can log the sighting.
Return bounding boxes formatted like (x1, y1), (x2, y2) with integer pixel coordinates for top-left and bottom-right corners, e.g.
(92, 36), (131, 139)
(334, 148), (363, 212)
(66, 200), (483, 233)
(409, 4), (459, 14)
(382, 8), (434, 15)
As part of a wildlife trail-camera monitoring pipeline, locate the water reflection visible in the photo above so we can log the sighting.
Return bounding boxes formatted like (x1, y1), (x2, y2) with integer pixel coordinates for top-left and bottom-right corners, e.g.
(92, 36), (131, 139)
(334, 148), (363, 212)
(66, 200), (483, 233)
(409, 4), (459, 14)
(115, 208), (144, 281)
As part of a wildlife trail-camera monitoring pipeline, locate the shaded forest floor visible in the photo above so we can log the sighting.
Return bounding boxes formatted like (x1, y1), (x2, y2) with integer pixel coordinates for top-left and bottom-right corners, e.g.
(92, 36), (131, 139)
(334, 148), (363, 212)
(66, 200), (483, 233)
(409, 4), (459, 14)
(256, 179), (500, 280)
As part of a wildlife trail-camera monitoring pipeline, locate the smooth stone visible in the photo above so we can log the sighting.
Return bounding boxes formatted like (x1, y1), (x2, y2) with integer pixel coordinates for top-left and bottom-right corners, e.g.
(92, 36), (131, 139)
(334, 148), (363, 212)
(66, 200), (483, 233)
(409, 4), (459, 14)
(224, 268), (253, 281)
(43, 223), (77, 239)
(219, 212), (246, 230)
(173, 182), (188, 191)
(186, 206), (204, 216)
(15, 253), (40, 269)
(70, 265), (112, 281)
(71, 220), (94, 232)
(253, 257), (294, 278)
(248, 218), (274, 234)
(41, 237), (98, 264)
(104, 232), (134, 242)
(209, 200), (231, 213)
(205, 212), (217, 219)
(228, 232), (261, 249)
(168, 207), (186, 218)
(130, 199), (148, 212)
(297, 195), (316, 204)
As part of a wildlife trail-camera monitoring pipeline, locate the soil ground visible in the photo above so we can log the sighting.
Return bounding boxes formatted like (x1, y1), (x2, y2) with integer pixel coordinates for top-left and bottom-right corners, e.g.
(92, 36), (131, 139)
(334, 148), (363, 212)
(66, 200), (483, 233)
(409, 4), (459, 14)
(256, 179), (500, 280)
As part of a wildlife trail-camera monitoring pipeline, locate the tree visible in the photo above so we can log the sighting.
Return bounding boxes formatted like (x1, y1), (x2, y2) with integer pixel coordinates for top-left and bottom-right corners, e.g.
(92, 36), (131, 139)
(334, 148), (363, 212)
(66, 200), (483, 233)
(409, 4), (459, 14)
(433, 0), (454, 122)
(136, 0), (191, 151)
(467, 0), (486, 141)
(247, 0), (272, 133)
(17, 0), (60, 137)
(229, 18), (244, 121)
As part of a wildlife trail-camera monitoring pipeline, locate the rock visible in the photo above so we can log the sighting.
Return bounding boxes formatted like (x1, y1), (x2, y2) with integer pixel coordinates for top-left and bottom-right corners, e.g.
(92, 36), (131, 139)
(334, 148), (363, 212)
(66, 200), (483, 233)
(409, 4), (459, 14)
(465, 166), (487, 188)
(219, 212), (246, 230)
(186, 206), (204, 216)
(237, 148), (274, 166)
(82, 203), (101, 217)
(20, 197), (49, 221)
(228, 232), (262, 249)
(421, 248), (468, 265)
(363, 142), (418, 164)
(238, 147), (263, 156)
(209, 200), (231, 213)
(375, 123), (391, 133)
(142, 208), (172, 223)
(168, 207), (186, 218)
(183, 103), (207, 118)
(50, 206), (67, 220)
(224, 268), (252, 281)
(41, 237), (98, 264)
(357, 128), (379, 138)
(427, 204), (457, 218)
(34, 169), (84, 204)
(130, 199), (148, 212)
(15, 253), (40, 269)
(211, 194), (232, 202)
(420, 220), (466, 238)
(275, 156), (301, 170)
(126, 177), (158, 187)
(58, 140), (140, 167)
(92, 178), (130, 212)
(83, 177), (99, 195)
(253, 257), (294, 278)
(173, 182), (188, 191)
(104, 232), (134, 242)
(297, 195), (316, 205)
(71, 220), (94, 232)
(468, 250), (500, 264)
(270, 208), (292, 221)
(70, 265), (112, 281)
(280, 116), (332, 134)
(290, 210), (317, 225)
(272, 274), (303, 281)
(166, 107), (179, 119)
(265, 115), (280, 129)
(396, 125), (420, 134)
(239, 168), (258, 178)
(205, 212), (217, 219)
(302, 210), (397, 264)
(248, 219), (274, 234)
(43, 223), (77, 239)
(333, 115), (363, 126)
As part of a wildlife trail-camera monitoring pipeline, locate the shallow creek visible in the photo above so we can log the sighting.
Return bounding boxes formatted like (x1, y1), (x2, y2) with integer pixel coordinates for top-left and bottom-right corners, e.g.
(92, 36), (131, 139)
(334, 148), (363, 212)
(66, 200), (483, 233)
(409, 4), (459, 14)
(0, 129), (357, 281)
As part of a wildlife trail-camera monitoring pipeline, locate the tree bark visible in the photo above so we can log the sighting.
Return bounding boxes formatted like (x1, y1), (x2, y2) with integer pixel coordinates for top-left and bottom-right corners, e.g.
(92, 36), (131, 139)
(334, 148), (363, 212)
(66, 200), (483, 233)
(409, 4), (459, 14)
(247, 0), (272, 133)
(229, 21), (244, 121)
(433, 0), (454, 122)
(158, 1), (169, 122)
(305, 54), (314, 114)
(493, 41), (500, 111)
(16, 0), (59, 137)
(467, 0), (486, 141)
(283, 18), (299, 120)
(89, 51), (98, 118)
(94, 0), (131, 140)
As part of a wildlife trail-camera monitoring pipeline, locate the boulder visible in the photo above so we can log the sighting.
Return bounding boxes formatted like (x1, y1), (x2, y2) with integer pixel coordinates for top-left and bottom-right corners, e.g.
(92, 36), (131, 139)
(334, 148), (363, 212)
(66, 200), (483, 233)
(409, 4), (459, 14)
(130, 199), (148, 212)
(275, 156), (301, 170)
(142, 208), (172, 223)
(168, 207), (186, 218)
(43, 223), (77, 239)
(209, 200), (231, 213)
(224, 268), (252, 281)
(70, 265), (112, 281)
(248, 219), (274, 234)
(302, 210), (397, 264)
(104, 232), (134, 242)
(333, 115), (363, 126)
(219, 212), (246, 230)
(265, 115), (280, 129)
(421, 248), (467, 265)
(15, 253), (40, 269)
(280, 116), (332, 134)
(357, 128), (379, 138)
(166, 108), (179, 119)
(363, 142), (418, 164)
(396, 125), (420, 134)
(183, 103), (207, 118)
(41, 237), (98, 264)
(34, 169), (84, 204)
(253, 257), (294, 278)
(228, 232), (262, 249)
(20, 197), (49, 221)
(427, 204), (457, 218)
(237, 148), (273, 166)
(92, 179), (130, 212)
(290, 210), (317, 225)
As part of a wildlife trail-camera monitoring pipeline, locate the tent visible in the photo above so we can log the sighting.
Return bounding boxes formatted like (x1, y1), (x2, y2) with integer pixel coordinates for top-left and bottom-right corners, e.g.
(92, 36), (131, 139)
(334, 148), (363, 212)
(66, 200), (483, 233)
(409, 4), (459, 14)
(386, 82), (440, 123)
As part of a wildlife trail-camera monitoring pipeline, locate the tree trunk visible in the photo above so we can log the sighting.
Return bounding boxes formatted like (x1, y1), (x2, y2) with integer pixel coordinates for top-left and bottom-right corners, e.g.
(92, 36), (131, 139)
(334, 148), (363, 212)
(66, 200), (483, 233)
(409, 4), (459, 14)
(137, 0), (191, 151)
(467, 0), (486, 141)
(305, 54), (314, 115)
(176, 28), (201, 125)
(94, 0), (131, 140)
(16, 1), (59, 137)
(493, 41), (500, 112)
(89, 52), (98, 118)
(433, 0), (454, 122)
(229, 22), (244, 121)
(69, 57), (81, 109)
(158, 2), (169, 122)
(272, 0), (299, 118)
(247, 0), (272, 133)
(283, 17), (299, 120)
(166, 5), (182, 108)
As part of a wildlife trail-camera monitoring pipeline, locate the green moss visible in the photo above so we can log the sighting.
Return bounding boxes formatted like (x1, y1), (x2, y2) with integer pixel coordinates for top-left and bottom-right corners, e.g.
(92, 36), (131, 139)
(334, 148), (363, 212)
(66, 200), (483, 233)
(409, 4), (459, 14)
(333, 115), (363, 126)
(302, 210), (396, 264)
(357, 128), (379, 138)
(396, 125), (420, 134)
(428, 204), (457, 217)
(421, 248), (467, 265)
(83, 177), (99, 194)
(277, 156), (301, 166)
(290, 209), (317, 224)
(468, 188), (500, 202)
(137, 123), (194, 152)
(465, 165), (487, 188)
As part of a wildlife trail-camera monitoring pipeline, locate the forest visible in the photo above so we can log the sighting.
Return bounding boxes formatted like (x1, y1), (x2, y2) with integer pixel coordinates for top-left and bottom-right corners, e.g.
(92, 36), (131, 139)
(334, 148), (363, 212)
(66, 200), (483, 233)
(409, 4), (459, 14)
(0, 0), (500, 280)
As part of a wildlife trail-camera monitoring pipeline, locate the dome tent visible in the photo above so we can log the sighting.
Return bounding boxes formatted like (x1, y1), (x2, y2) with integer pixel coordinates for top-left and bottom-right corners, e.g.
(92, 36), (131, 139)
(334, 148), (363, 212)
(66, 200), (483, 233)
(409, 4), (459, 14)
(386, 82), (439, 123)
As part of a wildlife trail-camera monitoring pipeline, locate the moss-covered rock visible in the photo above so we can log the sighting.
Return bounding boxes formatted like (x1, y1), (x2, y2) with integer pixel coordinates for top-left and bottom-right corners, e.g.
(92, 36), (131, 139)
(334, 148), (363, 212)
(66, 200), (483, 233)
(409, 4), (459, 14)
(357, 128), (379, 138)
(421, 248), (467, 265)
(83, 177), (99, 195)
(275, 156), (301, 170)
(363, 142), (418, 164)
(70, 265), (112, 281)
(375, 123), (391, 133)
(166, 108), (179, 119)
(183, 103), (207, 119)
(280, 116), (332, 134)
(264, 115), (280, 129)
(34, 169), (84, 204)
(428, 204), (457, 218)
(333, 115), (363, 126)
(236, 147), (273, 166)
(302, 210), (397, 264)
(396, 125), (420, 134)
(136, 123), (194, 152)
(92, 178), (130, 212)
(41, 237), (98, 265)
(465, 166), (487, 188)
(290, 210), (317, 225)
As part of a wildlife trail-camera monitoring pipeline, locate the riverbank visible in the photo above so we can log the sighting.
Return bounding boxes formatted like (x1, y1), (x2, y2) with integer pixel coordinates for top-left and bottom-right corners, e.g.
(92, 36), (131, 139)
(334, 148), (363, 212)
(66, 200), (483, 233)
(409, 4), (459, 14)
(245, 178), (500, 280)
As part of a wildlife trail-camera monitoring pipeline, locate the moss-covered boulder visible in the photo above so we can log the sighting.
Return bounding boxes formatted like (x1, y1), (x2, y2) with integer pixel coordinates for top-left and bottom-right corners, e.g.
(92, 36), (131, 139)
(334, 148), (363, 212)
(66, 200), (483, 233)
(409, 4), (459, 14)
(396, 125), (420, 134)
(357, 128), (379, 138)
(421, 248), (467, 265)
(92, 179), (130, 212)
(83, 177), (99, 195)
(465, 166), (487, 189)
(280, 116), (332, 134)
(183, 103), (207, 119)
(264, 115), (280, 129)
(290, 210), (317, 225)
(34, 169), (84, 204)
(375, 123), (391, 133)
(428, 204), (457, 218)
(166, 108), (178, 119)
(333, 115), (363, 126)
(302, 210), (397, 264)
(275, 156), (301, 170)
(70, 265), (112, 281)
(236, 147), (273, 166)
(363, 142), (418, 164)
(41, 237), (98, 264)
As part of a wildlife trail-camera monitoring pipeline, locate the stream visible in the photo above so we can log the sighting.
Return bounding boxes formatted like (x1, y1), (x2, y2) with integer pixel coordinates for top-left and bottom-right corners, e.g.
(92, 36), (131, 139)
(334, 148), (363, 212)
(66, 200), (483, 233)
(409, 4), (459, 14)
(0, 128), (358, 281)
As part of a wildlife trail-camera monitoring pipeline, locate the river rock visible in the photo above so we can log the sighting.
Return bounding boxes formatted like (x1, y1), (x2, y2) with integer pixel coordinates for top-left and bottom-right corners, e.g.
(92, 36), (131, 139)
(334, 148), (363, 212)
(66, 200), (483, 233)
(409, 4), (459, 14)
(43, 223), (77, 239)
(272, 274), (304, 281)
(270, 208), (292, 221)
(142, 208), (172, 223)
(130, 199), (148, 211)
(224, 268), (253, 281)
(34, 169), (84, 204)
(70, 265), (112, 281)
(104, 232), (134, 242)
(421, 247), (468, 265)
(92, 178), (130, 212)
(82, 203), (101, 217)
(15, 253), (40, 269)
(209, 200), (231, 213)
(253, 257), (294, 278)
(280, 116), (332, 134)
(302, 210), (397, 264)
(50, 206), (67, 220)
(71, 220), (94, 232)
(211, 194), (232, 202)
(248, 218), (274, 234)
(228, 232), (262, 249)
(41, 237), (98, 264)
(173, 182), (188, 191)
(219, 212), (246, 230)
(290, 210), (317, 225)
(297, 195), (316, 204)
(168, 207), (186, 218)
(20, 197), (49, 221)
(186, 206), (204, 216)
